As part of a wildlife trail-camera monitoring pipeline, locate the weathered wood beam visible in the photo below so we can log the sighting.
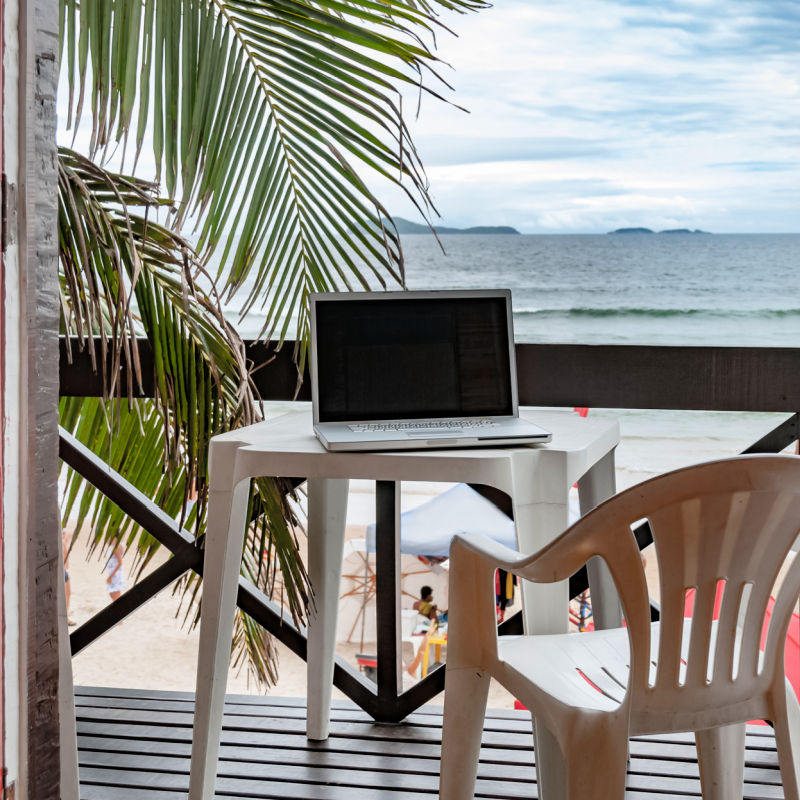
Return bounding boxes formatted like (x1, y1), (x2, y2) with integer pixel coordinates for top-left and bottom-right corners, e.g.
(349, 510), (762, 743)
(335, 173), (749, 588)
(742, 412), (800, 453)
(60, 336), (800, 412)
(58, 429), (199, 558)
(58, 337), (308, 401)
(515, 343), (800, 411)
(69, 555), (196, 657)
(17, 2), (64, 796)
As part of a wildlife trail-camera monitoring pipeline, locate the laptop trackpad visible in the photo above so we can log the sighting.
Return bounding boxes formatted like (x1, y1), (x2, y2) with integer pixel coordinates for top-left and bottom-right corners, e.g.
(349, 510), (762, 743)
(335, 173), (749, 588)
(406, 430), (463, 436)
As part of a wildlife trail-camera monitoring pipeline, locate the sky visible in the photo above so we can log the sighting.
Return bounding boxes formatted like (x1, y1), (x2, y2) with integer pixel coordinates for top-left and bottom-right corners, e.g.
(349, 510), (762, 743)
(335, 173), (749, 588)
(377, 0), (800, 234)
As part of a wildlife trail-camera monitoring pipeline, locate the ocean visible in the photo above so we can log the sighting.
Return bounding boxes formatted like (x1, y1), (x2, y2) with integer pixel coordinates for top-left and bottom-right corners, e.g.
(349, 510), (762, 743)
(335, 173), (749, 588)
(399, 232), (800, 487)
(245, 232), (800, 490)
(399, 232), (800, 347)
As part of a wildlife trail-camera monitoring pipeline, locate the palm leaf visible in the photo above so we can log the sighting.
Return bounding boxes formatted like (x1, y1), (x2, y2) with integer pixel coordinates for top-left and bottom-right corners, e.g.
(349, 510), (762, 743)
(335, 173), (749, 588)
(58, 0), (488, 685)
(60, 396), (307, 685)
(60, 0), (488, 370)
(58, 151), (310, 683)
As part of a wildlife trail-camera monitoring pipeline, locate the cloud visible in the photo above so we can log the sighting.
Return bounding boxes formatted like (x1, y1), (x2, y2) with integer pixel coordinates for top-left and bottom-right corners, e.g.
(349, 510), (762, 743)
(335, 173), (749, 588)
(710, 161), (799, 172)
(385, 0), (800, 232)
(415, 136), (618, 166)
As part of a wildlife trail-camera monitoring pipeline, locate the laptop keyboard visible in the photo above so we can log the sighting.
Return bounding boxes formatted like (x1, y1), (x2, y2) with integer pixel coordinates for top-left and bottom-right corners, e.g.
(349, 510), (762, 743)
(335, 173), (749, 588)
(348, 419), (500, 433)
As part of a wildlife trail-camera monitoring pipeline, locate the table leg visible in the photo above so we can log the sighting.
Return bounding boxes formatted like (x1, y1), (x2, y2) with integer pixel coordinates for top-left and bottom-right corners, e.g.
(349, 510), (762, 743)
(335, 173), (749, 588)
(189, 478), (251, 800)
(306, 478), (349, 740)
(577, 449), (623, 630)
(513, 498), (571, 635)
(510, 468), (570, 800)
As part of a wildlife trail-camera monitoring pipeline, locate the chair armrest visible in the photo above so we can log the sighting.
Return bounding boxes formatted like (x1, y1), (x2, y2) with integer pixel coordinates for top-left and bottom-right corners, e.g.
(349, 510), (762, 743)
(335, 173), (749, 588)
(453, 528), (600, 587)
(451, 533), (529, 572)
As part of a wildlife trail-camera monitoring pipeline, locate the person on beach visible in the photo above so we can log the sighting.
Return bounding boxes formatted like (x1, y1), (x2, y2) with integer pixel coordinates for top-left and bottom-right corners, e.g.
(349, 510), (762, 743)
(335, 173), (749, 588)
(63, 531), (76, 626)
(412, 585), (440, 621)
(105, 539), (126, 601)
(407, 587), (450, 677)
(406, 619), (437, 678)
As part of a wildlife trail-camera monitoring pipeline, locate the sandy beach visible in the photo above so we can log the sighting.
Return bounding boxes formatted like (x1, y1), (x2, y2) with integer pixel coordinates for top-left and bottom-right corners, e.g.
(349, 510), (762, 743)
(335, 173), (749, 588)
(67, 412), (769, 709)
(69, 523), (421, 703)
(67, 480), (519, 707)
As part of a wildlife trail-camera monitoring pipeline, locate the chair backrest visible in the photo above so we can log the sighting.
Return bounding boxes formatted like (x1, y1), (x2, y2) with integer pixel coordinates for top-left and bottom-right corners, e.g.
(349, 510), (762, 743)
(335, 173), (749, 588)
(559, 455), (800, 725)
(401, 608), (420, 640)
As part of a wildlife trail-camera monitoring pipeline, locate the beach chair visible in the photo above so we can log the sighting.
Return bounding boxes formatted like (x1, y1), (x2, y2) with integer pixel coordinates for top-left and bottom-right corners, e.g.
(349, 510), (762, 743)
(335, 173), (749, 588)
(439, 455), (800, 800)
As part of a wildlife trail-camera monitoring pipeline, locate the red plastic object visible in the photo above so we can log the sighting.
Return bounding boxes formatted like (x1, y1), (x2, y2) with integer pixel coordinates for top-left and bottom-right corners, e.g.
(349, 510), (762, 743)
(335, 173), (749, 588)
(684, 587), (799, 726)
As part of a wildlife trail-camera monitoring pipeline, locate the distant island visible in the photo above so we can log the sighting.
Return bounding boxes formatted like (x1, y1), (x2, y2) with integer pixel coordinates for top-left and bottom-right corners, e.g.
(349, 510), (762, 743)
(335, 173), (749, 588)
(388, 216), (520, 235)
(608, 227), (710, 235)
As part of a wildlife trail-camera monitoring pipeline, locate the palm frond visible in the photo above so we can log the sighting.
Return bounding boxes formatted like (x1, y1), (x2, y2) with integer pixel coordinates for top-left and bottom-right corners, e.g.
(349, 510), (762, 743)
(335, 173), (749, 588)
(58, 0), (488, 686)
(60, 0), (489, 367)
(59, 146), (255, 461)
(58, 151), (311, 684)
(60, 396), (308, 685)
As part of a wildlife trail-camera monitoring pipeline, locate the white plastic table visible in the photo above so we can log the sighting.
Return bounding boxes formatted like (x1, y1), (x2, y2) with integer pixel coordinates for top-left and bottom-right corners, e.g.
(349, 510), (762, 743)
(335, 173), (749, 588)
(188, 409), (620, 800)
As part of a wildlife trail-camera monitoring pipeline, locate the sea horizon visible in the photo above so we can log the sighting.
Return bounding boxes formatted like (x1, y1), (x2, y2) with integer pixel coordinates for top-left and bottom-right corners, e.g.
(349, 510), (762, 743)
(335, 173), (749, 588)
(224, 232), (800, 348)
(396, 225), (800, 237)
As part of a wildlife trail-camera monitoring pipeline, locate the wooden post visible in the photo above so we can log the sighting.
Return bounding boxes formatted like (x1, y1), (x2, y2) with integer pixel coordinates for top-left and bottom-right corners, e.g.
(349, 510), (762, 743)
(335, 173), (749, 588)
(0, 0), (7, 788)
(8, 0), (65, 796)
(375, 481), (402, 714)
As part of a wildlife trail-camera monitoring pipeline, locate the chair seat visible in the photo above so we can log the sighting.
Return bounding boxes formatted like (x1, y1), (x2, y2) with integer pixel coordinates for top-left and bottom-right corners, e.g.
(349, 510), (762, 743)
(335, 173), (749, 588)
(498, 619), (718, 715)
(499, 627), (632, 712)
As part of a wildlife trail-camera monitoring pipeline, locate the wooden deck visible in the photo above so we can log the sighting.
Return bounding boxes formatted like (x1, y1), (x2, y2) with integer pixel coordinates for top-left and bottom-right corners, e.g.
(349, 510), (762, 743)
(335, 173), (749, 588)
(75, 685), (786, 799)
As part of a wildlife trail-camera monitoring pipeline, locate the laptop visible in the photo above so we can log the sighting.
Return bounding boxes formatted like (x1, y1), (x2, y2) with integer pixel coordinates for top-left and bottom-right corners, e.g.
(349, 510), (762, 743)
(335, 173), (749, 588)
(309, 289), (552, 451)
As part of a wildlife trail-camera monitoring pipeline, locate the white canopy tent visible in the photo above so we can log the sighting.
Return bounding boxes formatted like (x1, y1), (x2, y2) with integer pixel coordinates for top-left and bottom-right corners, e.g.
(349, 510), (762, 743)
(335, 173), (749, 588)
(341, 484), (579, 647)
(365, 483), (517, 557)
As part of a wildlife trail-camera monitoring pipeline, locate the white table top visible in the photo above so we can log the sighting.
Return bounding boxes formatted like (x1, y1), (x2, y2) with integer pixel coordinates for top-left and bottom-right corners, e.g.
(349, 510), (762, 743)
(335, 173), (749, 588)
(208, 409), (620, 502)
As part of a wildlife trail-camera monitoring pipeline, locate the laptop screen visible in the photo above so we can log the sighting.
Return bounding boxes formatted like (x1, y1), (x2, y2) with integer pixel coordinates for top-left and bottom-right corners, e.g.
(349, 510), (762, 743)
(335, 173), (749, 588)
(312, 292), (515, 423)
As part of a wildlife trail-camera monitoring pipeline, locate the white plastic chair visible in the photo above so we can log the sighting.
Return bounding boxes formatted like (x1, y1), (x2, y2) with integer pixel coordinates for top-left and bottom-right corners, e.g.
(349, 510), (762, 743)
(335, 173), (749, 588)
(439, 455), (800, 800)
(401, 607), (422, 644)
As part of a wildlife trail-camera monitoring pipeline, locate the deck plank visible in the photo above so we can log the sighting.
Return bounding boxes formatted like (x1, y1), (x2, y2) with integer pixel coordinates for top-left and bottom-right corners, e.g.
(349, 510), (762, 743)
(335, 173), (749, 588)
(76, 686), (785, 800)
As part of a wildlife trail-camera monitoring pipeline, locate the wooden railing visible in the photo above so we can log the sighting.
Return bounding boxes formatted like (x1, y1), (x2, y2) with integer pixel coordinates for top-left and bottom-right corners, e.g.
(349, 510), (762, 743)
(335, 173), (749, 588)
(58, 338), (800, 719)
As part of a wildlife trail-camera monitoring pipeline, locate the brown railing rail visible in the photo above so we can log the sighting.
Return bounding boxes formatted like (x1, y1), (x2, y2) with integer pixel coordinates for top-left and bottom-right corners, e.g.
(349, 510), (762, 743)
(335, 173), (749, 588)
(61, 337), (800, 411)
(58, 338), (800, 719)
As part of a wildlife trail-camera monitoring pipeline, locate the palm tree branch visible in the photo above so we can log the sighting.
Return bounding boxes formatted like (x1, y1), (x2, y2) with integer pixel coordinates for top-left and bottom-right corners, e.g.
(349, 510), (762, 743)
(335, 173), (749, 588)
(61, 0), (488, 348)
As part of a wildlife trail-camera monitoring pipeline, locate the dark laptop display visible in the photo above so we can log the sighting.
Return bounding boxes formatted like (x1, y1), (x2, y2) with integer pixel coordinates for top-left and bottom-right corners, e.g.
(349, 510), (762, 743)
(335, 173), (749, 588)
(310, 290), (552, 451)
(314, 295), (513, 423)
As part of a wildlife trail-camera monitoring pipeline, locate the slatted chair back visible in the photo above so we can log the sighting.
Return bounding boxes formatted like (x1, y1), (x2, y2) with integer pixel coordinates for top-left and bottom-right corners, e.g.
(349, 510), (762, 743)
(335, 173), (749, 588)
(523, 455), (800, 731)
